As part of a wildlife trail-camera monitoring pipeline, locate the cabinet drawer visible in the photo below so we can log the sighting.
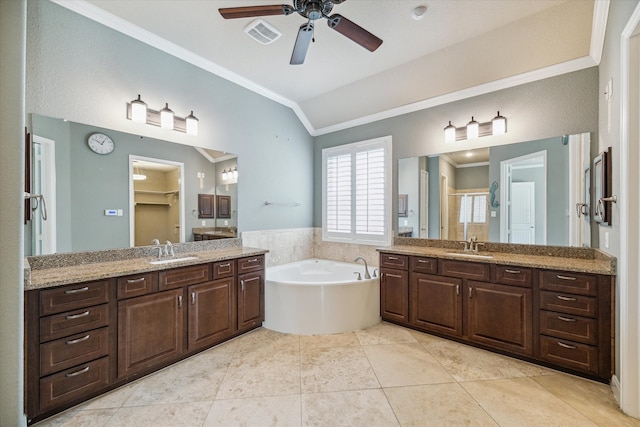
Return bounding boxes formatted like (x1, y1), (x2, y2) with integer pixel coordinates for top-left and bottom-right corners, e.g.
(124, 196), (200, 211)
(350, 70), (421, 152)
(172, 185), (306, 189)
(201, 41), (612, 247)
(40, 304), (109, 343)
(440, 260), (490, 281)
(540, 291), (597, 317)
(495, 265), (532, 288)
(540, 336), (597, 374)
(159, 264), (211, 290)
(117, 273), (157, 299)
(213, 260), (236, 279)
(40, 281), (110, 316)
(540, 311), (597, 345)
(39, 356), (110, 413)
(410, 256), (437, 274)
(238, 255), (264, 274)
(380, 253), (408, 270)
(40, 327), (110, 377)
(540, 271), (597, 296)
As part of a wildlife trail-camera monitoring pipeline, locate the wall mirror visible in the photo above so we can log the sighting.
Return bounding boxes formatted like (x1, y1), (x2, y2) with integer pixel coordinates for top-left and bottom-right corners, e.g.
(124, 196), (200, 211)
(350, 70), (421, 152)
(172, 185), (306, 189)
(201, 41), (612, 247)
(26, 114), (238, 255)
(397, 133), (593, 247)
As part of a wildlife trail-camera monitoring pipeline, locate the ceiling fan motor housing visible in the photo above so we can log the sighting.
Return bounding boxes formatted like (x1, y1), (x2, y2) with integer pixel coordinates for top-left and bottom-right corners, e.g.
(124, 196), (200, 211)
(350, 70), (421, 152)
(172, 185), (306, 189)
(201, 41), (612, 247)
(294, 0), (334, 20)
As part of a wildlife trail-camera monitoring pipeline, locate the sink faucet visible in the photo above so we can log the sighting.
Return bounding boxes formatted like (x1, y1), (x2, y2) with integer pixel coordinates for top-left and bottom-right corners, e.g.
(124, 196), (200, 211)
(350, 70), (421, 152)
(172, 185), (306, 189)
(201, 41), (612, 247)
(461, 236), (484, 253)
(152, 239), (163, 259)
(164, 241), (175, 257)
(354, 256), (372, 279)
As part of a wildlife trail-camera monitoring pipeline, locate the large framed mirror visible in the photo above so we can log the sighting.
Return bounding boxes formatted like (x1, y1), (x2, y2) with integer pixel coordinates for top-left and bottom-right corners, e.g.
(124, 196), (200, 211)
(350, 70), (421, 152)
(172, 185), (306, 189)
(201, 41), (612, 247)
(25, 114), (238, 255)
(397, 133), (593, 247)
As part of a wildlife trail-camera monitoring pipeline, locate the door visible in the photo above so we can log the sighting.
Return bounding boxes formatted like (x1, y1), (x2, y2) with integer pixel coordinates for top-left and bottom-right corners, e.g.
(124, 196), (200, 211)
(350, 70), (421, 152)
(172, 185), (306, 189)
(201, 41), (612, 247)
(117, 289), (184, 377)
(440, 174), (449, 239)
(32, 135), (56, 255)
(188, 279), (236, 351)
(510, 182), (536, 244)
(420, 170), (429, 237)
(237, 271), (264, 332)
(380, 268), (409, 323)
(411, 273), (462, 336)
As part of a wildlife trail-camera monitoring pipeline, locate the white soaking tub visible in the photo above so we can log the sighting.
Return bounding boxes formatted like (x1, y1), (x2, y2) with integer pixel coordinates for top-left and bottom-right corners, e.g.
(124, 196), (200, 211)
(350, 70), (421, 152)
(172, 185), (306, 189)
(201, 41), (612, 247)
(264, 258), (381, 335)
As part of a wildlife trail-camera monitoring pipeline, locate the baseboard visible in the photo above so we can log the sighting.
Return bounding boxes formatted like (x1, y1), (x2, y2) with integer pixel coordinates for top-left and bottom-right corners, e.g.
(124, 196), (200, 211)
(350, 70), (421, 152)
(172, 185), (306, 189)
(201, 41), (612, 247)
(611, 374), (621, 404)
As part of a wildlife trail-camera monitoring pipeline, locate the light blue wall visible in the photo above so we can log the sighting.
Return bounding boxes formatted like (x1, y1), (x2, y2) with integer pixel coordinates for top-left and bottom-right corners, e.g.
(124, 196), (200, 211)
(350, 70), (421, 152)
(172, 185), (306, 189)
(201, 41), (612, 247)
(25, 0), (314, 238)
(397, 157), (419, 236)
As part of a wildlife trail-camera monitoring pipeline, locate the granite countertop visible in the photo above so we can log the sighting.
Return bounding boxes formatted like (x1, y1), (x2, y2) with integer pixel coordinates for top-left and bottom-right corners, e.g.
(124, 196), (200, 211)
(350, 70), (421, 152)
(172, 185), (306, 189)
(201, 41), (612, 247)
(378, 240), (616, 276)
(26, 240), (268, 291)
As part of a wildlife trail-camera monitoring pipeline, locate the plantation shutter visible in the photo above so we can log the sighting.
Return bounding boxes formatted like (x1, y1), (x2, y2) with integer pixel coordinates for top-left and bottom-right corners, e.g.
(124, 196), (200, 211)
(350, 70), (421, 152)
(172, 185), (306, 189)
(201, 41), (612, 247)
(355, 147), (385, 236)
(326, 153), (352, 234)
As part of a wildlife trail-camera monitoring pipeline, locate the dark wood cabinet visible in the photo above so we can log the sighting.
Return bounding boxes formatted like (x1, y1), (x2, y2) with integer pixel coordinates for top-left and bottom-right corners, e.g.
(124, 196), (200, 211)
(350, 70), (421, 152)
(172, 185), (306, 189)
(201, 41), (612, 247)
(117, 288), (184, 378)
(411, 273), (462, 336)
(197, 194), (215, 218)
(380, 268), (409, 323)
(188, 278), (236, 351)
(237, 270), (264, 332)
(466, 280), (533, 356)
(216, 195), (231, 218)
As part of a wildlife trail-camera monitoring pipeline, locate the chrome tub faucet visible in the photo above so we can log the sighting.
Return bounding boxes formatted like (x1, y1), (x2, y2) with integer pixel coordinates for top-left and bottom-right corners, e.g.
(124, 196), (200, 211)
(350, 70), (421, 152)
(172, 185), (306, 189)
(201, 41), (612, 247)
(354, 256), (372, 279)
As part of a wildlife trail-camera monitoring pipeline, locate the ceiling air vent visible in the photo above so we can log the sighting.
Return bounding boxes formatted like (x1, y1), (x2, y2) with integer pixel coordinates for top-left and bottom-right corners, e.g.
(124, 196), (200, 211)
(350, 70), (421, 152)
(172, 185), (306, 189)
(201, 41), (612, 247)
(244, 19), (282, 45)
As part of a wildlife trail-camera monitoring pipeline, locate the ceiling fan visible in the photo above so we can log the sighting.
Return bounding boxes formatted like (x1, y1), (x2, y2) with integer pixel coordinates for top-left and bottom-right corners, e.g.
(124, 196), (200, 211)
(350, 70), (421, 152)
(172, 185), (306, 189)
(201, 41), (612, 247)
(219, 0), (383, 65)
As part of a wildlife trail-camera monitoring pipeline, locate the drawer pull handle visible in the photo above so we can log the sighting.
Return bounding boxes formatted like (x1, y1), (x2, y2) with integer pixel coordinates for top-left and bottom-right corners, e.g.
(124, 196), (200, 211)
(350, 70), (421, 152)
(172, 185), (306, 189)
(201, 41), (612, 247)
(178, 295), (182, 308)
(65, 311), (90, 320)
(126, 277), (146, 284)
(241, 280), (245, 291)
(456, 284), (460, 296)
(556, 295), (577, 302)
(558, 316), (577, 322)
(65, 366), (90, 377)
(66, 335), (90, 345)
(64, 286), (89, 294)
(557, 342), (577, 350)
(557, 275), (577, 281)
(469, 287), (473, 299)
(219, 263), (231, 268)
(505, 269), (521, 274)
(388, 256), (399, 260)
(247, 259), (259, 263)
(418, 259), (430, 264)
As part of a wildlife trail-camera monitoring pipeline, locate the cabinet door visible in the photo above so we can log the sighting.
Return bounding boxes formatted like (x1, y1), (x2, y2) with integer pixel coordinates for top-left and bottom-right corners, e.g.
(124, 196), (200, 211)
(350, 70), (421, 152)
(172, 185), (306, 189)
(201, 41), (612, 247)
(117, 289), (184, 378)
(216, 195), (231, 218)
(411, 273), (462, 336)
(380, 268), (409, 323)
(188, 278), (236, 351)
(467, 281), (532, 356)
(238, 271), (264, 332)
(198, 194), (215, 218)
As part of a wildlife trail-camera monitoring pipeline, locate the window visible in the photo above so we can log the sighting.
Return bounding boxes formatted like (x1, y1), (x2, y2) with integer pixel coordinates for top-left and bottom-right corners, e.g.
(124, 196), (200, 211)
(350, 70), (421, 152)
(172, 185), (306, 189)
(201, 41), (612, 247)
(458, 194), (488, 224)
(322, 136), (392, 245)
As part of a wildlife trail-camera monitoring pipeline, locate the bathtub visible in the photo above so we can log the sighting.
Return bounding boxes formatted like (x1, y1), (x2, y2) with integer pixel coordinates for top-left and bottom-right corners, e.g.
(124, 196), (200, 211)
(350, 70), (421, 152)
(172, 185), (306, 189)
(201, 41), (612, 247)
(264, 258), (381, 335)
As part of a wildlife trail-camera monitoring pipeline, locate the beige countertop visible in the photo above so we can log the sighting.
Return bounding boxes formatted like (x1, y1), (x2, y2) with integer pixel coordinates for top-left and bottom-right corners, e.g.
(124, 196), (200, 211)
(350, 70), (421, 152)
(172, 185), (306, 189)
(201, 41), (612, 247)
(378, 244), (616, 275)
(26, 245), (268, 291)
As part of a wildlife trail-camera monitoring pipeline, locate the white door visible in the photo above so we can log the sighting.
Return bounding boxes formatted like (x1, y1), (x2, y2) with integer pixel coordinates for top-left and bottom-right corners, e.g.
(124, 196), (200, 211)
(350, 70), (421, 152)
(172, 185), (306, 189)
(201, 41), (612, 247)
(32, 135), (56, 255)
(440, 174), (448, 239)
(510, 182), (535, 244)
(420, 170), (428, 237)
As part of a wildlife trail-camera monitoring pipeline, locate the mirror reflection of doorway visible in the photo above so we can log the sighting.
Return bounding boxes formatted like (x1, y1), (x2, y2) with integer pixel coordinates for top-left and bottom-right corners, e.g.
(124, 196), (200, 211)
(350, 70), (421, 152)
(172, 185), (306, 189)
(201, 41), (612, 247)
(500, 150), (547, 244)
(129, 156), (185, 247)
(440, 174), (449, 239)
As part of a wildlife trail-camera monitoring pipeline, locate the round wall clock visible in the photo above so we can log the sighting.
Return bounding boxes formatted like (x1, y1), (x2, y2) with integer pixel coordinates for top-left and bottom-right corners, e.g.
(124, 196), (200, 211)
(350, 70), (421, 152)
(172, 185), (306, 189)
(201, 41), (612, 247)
(87, 132), (115, 155)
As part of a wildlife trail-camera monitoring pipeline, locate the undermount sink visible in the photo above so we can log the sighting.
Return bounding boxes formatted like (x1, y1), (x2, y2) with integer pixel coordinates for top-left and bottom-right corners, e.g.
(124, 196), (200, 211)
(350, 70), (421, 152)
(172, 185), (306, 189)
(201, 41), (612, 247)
(149, 256), (198, 265)
(444, 252), (494, 259)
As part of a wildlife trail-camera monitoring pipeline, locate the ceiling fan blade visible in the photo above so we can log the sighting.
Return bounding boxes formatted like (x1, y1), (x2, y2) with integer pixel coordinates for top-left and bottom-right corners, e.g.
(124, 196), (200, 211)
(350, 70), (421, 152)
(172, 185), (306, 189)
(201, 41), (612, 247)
(327, 14), (382, 52)
(290, 22), (314, 65)
(219, 5), (294, 19)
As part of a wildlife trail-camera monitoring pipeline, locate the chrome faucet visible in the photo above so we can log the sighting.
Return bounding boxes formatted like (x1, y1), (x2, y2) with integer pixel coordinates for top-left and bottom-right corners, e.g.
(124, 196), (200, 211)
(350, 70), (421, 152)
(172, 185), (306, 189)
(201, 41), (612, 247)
(152, 239), (163, 259)
(164, 240), (175, 257)
(354, 256), (372, 279)
(460, 236), (484, 253)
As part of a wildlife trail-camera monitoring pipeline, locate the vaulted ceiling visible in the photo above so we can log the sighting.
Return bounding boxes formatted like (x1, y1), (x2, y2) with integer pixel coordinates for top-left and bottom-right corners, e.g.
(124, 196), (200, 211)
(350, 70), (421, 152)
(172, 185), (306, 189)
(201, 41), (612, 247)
(54, 0), (606, 135)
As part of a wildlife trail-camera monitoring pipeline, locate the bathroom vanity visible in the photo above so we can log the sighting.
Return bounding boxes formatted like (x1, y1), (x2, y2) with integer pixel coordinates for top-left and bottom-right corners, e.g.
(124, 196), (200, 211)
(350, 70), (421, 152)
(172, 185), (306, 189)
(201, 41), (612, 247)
(24, 241), (266, 425)
(378, 240), (615, 383)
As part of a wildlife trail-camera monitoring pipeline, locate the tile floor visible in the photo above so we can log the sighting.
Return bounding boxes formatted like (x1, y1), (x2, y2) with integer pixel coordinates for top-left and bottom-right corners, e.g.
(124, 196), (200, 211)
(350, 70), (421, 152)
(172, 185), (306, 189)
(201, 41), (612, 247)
(35, 322), (640, 427)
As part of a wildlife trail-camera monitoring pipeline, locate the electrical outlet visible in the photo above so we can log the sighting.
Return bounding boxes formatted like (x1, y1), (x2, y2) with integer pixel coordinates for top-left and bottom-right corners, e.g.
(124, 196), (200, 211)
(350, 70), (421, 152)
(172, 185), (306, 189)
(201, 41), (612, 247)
(224, 220), (228, 226)
(201, 220), (206, 226)
(604, 231), (610, 248)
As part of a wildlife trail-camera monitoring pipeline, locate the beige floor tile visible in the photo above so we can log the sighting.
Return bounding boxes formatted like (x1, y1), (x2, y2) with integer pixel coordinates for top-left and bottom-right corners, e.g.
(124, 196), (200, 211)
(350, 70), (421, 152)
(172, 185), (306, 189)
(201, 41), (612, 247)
(424, 338), (535, 382)
(106, 402), (212, 426)
(462, 377), (599, 426)
(75, 383), (137, 410)
(233, 327), (300, 356)
(33, 409), (117, 427)
(301, 346), (380, 393)
(355, 322), (419, 345)
(203, 395), (301, 427)
(384, 383), (499, 427)
(302, 389), (399, 427)
(533, 374), (640, 426)
(122, 351), (231, 406)
(300, 331), (360, 349)
(364, 343), (454, 387)
(216, 347), (300, 399)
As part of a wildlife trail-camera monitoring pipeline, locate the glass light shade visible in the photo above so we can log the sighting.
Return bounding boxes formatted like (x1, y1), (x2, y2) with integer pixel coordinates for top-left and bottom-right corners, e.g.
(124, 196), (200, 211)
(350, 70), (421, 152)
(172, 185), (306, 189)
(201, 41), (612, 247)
(467, 116), (479, 139)
(131, 95), (147, 123)
(232, 167), (238, 180)
(132, 173), (147, 181)
(444, 121), (456, 143)
(185, 111), (199, 136)
(492, 111), (507, 135)
(160, 103), (174, 129)
(222, 169), (228, 181)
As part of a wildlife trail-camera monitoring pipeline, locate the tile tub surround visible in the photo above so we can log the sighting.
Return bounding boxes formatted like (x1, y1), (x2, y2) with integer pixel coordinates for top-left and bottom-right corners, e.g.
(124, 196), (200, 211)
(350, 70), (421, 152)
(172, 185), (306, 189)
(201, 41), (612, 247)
(387, 238), (616, 275)
(25, 239), (267, 290)
(32, 323), (640, 427)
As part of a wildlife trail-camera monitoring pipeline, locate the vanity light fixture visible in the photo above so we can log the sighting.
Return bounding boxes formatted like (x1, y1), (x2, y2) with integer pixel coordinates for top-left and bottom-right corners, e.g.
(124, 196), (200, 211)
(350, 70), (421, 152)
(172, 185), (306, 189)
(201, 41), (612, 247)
(232, 166), (238, 180)
(126, 95), (199, 136)
(444, 112), (507, 143)
(222, 169), (228, 181)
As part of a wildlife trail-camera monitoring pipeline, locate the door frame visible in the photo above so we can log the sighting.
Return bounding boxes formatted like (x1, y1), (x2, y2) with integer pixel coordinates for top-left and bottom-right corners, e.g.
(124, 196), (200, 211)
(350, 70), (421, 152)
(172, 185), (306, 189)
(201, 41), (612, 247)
(32, 135), (57, 255)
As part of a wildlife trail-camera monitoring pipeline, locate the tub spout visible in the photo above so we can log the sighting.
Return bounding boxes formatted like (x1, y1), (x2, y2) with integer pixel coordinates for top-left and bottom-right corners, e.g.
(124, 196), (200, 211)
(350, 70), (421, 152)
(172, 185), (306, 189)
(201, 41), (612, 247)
(354, 256), (372, 279)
